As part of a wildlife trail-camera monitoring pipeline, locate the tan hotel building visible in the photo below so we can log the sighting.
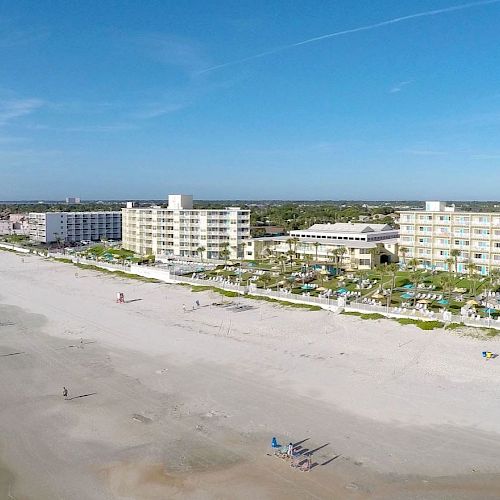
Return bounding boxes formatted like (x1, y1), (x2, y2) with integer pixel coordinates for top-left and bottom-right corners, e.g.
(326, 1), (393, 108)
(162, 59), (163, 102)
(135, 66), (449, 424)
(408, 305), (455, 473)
(399, 201), (500, 275)
(122, 194), (250, 260)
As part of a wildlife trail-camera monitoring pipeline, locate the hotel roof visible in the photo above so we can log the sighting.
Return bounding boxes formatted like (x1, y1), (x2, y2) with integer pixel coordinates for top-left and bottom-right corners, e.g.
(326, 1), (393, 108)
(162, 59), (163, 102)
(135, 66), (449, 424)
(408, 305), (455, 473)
(294, 223), (393, 233)
(250, 236), (399, 249)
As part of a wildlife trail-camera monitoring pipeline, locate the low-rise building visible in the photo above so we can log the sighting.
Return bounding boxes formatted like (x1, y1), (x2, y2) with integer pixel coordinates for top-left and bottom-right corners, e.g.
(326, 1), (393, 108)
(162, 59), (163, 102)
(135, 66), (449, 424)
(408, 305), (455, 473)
(0, 220), (13, 235)
(29, 211), (122, 243)
(399, 201), (500, 275)
(245, 222), (399, 269)
(121, 194), (250, 260)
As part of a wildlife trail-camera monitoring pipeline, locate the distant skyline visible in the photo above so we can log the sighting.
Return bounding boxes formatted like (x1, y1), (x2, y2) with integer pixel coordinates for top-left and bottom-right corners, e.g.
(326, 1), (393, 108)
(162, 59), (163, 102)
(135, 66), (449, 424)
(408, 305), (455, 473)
(2, 1), (500, 200)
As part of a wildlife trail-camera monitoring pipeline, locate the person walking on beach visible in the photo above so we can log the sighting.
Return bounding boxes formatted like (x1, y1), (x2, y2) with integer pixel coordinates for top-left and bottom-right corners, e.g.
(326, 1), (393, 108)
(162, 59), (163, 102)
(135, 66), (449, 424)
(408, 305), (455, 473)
(182, 304), (186, 313)
(62, 387), (68, 399)
(287, 442), (294, 457)
(196, 300), (200, 308)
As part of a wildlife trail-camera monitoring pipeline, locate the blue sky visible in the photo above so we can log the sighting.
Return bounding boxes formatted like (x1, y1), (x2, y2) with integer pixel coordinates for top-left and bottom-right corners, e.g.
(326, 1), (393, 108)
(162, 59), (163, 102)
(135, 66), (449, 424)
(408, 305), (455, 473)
(2, 0), (500, 200)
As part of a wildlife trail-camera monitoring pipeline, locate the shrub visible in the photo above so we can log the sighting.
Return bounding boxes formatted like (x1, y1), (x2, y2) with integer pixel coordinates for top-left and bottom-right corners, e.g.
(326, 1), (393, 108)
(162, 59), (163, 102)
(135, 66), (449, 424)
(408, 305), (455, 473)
(342, 311), (385, 320)
(445, 322), (464, 331)
(396, 318), (444, 330)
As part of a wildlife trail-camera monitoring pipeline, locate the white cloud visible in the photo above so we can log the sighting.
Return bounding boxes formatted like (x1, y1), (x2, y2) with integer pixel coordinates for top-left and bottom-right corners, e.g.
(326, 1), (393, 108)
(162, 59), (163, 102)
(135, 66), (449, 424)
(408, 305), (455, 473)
(0, 98), (44, 126)
(128, 33), (211, 75)
(389, 80), (412, 93)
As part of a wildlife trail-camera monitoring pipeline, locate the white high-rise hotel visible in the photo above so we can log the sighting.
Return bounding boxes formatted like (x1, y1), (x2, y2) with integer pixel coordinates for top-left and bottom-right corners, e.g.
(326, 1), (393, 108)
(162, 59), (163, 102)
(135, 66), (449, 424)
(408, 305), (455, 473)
(399, 201), (500, 275)
(29, 211), (122, 243)
(122, 194), (250, 260)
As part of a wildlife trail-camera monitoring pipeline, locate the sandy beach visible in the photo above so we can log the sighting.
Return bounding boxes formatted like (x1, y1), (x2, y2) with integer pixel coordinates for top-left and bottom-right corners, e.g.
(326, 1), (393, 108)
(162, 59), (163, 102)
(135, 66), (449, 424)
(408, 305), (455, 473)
(1, 250), (500, 499)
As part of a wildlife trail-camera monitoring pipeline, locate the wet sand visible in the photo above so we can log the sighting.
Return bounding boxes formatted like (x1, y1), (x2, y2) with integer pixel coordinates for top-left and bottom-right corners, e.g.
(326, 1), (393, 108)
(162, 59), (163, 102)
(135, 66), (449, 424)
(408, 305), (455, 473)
(1, 251), (500, 499)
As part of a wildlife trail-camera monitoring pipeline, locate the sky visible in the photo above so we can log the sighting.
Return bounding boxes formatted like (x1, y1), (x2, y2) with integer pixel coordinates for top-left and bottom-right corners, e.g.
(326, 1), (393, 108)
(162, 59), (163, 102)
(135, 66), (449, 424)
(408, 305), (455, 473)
(1, 0), (500, 201)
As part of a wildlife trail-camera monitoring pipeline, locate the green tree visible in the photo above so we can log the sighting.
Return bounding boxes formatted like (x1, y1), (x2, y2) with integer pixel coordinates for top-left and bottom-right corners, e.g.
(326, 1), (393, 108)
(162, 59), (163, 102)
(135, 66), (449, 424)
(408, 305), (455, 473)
(408, 258), (420, 270)
(337, 247), (347, 271)
(375, 264), (388, 291)
(450, 249), (461, 274)
(386, 263), (399, 308)
(369, 245), (381, 268)
(445, 257), (455, 274)
(196, 246), (206, 263)
(399, 246), (409, 267)
(286, 249), (295, 271)
(438, 273), (455, 310)
(465, 259), (480, 296)
(220, 242), (230, 264)
(313, 241), (320, 262)
(278, 254), (287, 273)
(261, 272), (272, 289)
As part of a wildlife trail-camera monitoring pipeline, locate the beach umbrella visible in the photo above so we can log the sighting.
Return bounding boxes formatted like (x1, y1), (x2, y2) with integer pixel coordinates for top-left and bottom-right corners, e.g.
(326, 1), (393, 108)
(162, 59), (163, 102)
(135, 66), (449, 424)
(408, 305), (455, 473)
(437, 299), (449, 305)
(484, 308), (497, 314)
(418, 299), (430, 304)
(403, 284), (414, 289)
(401, 293), (413, 299)
(467, 299), (479, 306)
(316, 287), (326, 291)
(372, 293), (384, 299)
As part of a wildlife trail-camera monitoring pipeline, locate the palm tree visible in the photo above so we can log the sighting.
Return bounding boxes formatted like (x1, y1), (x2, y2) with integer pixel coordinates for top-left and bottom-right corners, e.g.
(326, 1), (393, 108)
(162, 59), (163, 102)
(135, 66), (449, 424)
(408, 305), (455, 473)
(278, 254), (287, 273)
(369, 245), (381, 268)
(337, 247), (347, 271)
(438, 273), (455, 310)
(450, 249), (461, 274)
(286, 249), (295, 271)
(375, 264), (388, 291)
(386, 263), (399, 308)
(411, 269), (424, 305)
(411, 268), (424, 288)
(53, 232), (63, 250)
(286, 238), (294, 253)
(196, 246), (206, 263)
(263, 247), (273, 261)
(408, 258), (420, 270)
(465, 259), (480, 296)
(313, 241), (320, 262)
(490, 268), (500, 288)
(261, 272), (272, 290)
(445, 257), (455, 274)
(220, 242), (230, 264)
(399, 246), (409, 267)
(328, 247), (338, 264)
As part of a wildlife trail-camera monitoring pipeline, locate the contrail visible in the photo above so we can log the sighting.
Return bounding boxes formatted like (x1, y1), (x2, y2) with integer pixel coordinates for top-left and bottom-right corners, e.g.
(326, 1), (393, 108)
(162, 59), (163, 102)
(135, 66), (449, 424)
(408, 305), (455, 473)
(199, 0), (500, 73)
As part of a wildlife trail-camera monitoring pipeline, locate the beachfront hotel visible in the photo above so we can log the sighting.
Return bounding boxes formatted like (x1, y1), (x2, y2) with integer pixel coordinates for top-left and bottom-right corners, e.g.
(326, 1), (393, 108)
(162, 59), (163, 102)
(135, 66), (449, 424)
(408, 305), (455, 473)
(399, 201), (500, 275)
(29, 211), (122, 243)
(121, 194), (250, 260)
(245, 222), (399, 269)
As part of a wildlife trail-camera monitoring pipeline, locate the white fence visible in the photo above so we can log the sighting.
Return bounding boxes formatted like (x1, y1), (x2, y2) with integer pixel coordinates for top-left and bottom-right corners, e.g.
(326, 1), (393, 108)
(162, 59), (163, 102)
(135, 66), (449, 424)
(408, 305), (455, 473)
(39, 255), (500, 330)
(0, 242), (30, 254)
(347, 300), (500, 330)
